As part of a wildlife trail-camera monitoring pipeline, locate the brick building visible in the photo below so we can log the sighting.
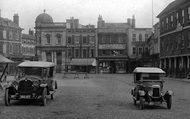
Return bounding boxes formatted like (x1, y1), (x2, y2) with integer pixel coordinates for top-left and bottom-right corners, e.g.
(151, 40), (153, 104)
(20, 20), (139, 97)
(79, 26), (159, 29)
(97, 15), (134, 73)
(157, 0), (190, 78)
(0, 14), (23, 74)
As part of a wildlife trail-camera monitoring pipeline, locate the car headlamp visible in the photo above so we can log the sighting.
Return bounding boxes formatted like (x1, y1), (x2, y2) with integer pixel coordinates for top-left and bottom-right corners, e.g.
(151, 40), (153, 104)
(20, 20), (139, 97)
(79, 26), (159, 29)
(148, 90), (153, 96)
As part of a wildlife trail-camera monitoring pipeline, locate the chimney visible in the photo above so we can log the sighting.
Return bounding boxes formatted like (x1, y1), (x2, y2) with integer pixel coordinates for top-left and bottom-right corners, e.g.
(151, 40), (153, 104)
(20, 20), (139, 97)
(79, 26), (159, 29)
(13, 14), (19, 26)
(132, 15), (136, 28)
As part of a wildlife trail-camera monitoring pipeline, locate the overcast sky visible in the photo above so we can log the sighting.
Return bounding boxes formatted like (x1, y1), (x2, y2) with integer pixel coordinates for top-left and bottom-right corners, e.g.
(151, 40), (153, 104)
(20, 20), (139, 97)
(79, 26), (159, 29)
(0, 0), (174, 33)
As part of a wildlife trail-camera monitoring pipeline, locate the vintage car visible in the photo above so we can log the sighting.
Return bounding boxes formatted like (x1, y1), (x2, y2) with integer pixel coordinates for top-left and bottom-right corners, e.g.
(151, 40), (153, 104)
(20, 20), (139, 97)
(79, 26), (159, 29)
(4, 61), (58, 106)
(131, 67), (173, 110)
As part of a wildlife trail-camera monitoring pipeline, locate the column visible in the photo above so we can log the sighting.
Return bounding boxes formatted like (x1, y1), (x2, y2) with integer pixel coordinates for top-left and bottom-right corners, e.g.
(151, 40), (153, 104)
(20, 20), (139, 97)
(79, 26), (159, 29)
(62, 51), (66, 71)
(54, 51), (57, 65)
(187, 56), (190, 78)
(174, 57), (176, 77)
(169, 58), (171, 76)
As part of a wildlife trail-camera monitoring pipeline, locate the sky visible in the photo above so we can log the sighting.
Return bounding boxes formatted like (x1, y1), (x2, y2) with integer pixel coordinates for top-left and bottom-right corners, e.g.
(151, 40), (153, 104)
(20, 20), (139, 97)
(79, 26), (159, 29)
(0, 0), (174, 33)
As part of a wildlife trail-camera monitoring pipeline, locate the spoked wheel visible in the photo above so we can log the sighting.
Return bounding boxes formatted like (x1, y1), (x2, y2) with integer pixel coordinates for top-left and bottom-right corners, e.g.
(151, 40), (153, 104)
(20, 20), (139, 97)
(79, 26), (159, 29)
(167, 96), (172, 109)
(139, 97), (145, 110)
(5, 88), (11, 106)
(41, 88), (47, 106)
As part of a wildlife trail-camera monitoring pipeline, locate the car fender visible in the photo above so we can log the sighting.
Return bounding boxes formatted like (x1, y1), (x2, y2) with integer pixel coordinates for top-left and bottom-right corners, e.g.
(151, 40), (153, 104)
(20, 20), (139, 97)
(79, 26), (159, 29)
(165, 90), (173, 96)
(40, 83), (48, 88)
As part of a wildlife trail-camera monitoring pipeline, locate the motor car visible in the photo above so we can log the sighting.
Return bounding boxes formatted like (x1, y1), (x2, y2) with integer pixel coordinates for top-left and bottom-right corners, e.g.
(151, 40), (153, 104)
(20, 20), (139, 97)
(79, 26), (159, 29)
(131, 67), (173, 110)
(4, 61), (58, 106)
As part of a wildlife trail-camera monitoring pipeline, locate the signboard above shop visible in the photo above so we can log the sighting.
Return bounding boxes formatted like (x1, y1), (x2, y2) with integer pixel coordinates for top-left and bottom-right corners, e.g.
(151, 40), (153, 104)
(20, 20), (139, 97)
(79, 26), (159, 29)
(99, 44), (126, 49)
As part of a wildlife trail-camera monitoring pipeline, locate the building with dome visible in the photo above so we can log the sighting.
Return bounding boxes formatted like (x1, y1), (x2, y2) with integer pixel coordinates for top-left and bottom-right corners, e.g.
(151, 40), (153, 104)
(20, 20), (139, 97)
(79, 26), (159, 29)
(35, 10), (67, 72)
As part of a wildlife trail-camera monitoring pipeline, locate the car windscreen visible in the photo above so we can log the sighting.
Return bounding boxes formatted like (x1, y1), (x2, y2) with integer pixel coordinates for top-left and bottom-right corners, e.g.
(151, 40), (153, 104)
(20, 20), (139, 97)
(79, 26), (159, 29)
(21, 67), (42, 77)
(142, 73), (160, 80)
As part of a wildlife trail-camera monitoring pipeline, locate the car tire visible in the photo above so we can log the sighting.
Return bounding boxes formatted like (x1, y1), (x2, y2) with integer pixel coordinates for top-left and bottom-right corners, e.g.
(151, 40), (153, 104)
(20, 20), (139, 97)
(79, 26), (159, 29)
(41, 88), (47, 106)
(139, 97), (145, 110)
(5, 88), (11, 106)
(167, 96), (172, 109)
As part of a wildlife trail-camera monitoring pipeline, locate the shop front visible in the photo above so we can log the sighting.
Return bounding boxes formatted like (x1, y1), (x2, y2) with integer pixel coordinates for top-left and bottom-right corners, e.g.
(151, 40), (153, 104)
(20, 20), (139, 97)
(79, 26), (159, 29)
(98, 58), (127, 73)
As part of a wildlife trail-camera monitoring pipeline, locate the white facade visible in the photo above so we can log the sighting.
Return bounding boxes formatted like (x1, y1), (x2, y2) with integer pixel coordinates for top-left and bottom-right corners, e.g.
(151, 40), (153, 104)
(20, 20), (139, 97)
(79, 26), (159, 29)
(128, 28), (152, 58)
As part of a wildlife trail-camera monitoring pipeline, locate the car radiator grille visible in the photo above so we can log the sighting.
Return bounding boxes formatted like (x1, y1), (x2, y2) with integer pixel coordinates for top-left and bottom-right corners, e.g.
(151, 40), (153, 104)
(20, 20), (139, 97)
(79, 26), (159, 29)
(152, 88), (160, 97)
(18, 80), (33, 94)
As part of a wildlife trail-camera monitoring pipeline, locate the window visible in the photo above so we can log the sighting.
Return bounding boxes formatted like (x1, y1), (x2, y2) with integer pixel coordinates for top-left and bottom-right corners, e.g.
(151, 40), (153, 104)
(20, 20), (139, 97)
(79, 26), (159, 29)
(188, 7), (190, 20)
(132, 47), (136, 55)
(89, 36), (95, 44)
(45, 34), (50, 44)
(132, 34), (136, 42)
(75, 36), (80, 44)
(182, 10), (185, 24)
(67, 36), (72, 44)
(139, 47), (143, 55)
(139, 34), (142, 41)
(166, 17), (169, 29)
(82, 49), (87, 58)
(9, 43), (13, 54)
(188, 32), (190, 48)
(176, 12), (179, 24)
(67, 49), (72, 58)
(171, 15), (173, 27)
(3, 30), (6, 39)
(83, 36), (87, 44)
(39, 37), (41, 44)
(56, 34), (62, 44)
(90, 49), (94, 57)
(145, 34), (148, 40)
(9, 31), (13, 40)
(75, 49), (79, 58)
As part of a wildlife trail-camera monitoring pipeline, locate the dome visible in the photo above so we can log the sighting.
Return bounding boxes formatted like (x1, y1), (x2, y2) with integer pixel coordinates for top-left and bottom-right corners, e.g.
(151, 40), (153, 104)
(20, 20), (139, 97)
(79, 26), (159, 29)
(35, 11), (53, 24)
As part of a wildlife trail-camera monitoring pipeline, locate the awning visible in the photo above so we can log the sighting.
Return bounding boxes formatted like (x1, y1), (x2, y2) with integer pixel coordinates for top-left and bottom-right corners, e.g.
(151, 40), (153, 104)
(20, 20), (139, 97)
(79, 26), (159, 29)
(70, 58), (96, 66)
(0, 55), (14, 63)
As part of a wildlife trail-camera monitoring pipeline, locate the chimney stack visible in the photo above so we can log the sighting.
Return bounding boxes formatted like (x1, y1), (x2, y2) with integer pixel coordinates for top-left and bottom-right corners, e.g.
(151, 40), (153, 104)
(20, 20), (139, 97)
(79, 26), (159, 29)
(13, 14), (19, 26)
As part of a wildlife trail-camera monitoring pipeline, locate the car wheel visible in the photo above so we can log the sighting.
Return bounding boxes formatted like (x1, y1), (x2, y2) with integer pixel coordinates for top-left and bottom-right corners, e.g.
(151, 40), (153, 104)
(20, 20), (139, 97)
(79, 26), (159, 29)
(41, 88), (47, 106)
(167, 96), (172, 109)
(5, 88), (11, 106)
(139, 97), (145, 110)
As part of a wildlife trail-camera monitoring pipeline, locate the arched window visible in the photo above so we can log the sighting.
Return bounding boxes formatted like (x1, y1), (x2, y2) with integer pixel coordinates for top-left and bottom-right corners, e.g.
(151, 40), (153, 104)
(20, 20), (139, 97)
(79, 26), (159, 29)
(56, 33), (62, 44)
(45, 34), (51, 44)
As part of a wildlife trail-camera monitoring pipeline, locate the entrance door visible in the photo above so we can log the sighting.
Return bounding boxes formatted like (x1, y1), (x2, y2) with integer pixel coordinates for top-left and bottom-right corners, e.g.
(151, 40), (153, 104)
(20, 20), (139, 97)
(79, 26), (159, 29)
(110, 61), (116, 73)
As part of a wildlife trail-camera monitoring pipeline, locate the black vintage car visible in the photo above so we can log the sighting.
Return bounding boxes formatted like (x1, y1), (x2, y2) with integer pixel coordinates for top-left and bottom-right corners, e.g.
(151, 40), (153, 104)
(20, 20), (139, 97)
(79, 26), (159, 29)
(131, 67), (173, 110)
(4, 61), (58, 106)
